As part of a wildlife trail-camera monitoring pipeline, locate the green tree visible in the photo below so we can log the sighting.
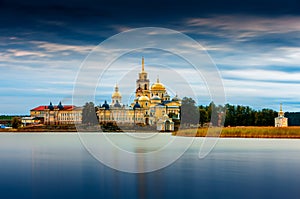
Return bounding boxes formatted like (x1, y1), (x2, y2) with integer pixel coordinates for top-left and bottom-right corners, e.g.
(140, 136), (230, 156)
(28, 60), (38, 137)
(180, 97), (199, 126)
(208, 101), (219, 126)
(260, 108), (277, 126)
(82, 102), (98, 125)
(11, 117), (21, 129)
(199, 105), (208, 127)
(224, 104), (236, 126)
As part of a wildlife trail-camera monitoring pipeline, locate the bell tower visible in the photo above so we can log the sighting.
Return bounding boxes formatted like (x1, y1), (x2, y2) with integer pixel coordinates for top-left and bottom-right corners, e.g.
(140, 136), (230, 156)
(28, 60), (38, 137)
(136, 57), (150, 98)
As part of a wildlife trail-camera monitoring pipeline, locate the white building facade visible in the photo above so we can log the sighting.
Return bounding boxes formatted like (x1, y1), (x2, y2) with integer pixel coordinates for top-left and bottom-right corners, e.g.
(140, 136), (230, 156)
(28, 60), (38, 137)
(275, 104), (288, 127)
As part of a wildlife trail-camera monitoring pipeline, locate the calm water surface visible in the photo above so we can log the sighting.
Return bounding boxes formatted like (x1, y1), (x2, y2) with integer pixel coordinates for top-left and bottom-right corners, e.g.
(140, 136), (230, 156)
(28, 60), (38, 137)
(0, 133), (300, 199)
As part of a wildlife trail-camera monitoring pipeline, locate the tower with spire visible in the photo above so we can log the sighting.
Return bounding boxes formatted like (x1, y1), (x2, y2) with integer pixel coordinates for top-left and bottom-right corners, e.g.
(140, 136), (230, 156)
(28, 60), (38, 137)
(136, 57), (150, 98)
(275, 103), (288, 127)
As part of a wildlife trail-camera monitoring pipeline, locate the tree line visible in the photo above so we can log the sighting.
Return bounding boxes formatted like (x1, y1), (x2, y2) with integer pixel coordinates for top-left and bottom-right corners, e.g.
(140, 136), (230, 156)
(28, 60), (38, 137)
(181, 97), (278, 127)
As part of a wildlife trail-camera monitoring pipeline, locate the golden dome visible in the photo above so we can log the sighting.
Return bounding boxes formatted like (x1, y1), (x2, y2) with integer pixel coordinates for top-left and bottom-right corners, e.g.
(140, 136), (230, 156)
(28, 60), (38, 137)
(112, 84), (121, 98)
(112, 92), (121, 98)
(151, 77), (165, 90)
(138, 95), (149, 101)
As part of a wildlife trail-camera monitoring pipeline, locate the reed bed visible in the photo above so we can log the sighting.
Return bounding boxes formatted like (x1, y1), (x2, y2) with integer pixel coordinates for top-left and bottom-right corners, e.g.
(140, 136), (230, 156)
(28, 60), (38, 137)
(173, 126), (300, 138)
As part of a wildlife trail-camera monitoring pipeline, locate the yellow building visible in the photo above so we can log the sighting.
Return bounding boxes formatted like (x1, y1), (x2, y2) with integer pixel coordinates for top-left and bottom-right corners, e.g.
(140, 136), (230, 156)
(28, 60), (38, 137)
(21, 117), (41, 127)
(97, 57), (181, 130)
(98, 100), (145, 125)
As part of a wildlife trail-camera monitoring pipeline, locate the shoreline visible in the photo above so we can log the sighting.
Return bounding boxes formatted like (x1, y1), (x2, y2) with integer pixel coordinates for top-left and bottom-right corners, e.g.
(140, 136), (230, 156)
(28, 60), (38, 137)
(1, 126), (300, 139)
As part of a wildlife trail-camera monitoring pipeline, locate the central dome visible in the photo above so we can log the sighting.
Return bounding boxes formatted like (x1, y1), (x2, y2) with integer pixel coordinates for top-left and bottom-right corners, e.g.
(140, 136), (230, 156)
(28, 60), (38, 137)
(151, 77), (165, 90)
(151, 83), (165, 90)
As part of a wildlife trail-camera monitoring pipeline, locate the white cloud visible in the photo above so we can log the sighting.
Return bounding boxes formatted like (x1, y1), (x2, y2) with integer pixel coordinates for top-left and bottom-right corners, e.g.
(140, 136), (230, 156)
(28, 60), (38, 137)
(222, 69), (300, 82)
(30, 41), (94, 53)
(5, 49), (50, 57)
(185, 15), (300, 37)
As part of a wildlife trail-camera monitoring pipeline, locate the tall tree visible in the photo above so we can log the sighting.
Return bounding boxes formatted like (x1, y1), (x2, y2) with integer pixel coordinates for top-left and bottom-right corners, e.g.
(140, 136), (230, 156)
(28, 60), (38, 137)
(11, 117), (21, 129)
(208, 101), (219, 126)
(180, 97), (199, 126)
(82, 102), (98, 125)
(199, 105), (208, 127)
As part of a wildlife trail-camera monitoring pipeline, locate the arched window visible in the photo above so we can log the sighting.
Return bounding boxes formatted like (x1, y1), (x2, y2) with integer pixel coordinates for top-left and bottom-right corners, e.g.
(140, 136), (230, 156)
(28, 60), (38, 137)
(144, 84), (147, 90)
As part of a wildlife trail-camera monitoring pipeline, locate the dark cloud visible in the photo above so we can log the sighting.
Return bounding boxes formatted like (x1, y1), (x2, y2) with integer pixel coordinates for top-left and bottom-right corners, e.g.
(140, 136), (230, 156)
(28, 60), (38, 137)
(1, 0), (300, 26)
(2, 0), (300, 16)
(1, 0), (299, 45)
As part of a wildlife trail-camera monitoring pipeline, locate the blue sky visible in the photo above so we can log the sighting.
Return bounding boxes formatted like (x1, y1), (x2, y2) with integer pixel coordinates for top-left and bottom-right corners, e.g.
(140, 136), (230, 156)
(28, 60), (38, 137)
(1, 0), (300, 114)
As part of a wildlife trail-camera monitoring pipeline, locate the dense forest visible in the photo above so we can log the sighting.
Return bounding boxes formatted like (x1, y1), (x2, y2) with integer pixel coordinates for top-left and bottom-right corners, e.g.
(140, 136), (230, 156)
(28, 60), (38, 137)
(181, 97), (279, 127)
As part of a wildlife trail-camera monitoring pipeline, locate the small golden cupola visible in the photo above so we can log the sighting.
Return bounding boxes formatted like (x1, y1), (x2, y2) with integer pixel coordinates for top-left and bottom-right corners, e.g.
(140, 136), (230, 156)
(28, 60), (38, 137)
(278, 103), (284, 117)
(111, 83), (122, 106)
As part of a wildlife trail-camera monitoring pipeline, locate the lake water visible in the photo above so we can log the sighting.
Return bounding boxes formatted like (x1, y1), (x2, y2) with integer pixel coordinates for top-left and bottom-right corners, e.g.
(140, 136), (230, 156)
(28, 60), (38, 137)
(1, 133), (300, 199)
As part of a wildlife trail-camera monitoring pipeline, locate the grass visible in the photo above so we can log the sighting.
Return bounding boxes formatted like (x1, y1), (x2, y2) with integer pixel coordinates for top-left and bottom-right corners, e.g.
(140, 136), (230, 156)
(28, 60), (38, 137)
(173, 126), (300, 138)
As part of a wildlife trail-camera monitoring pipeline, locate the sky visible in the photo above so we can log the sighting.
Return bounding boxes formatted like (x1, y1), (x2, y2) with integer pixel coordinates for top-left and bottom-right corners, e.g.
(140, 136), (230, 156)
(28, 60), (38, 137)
(1, 0), (300, 114)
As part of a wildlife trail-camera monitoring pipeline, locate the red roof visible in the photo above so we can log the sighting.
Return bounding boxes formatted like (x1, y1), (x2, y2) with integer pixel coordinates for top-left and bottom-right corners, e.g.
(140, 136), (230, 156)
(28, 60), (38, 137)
(31, 105), (76, 111)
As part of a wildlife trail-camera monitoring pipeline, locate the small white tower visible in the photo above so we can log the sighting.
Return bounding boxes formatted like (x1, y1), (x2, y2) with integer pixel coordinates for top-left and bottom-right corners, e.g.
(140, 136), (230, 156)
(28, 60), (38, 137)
(275, 103), (288, 127)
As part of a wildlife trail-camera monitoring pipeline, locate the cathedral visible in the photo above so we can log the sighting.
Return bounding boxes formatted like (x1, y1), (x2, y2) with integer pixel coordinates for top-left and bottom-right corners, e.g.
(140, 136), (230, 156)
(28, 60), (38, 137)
(97, 57), (181, 131)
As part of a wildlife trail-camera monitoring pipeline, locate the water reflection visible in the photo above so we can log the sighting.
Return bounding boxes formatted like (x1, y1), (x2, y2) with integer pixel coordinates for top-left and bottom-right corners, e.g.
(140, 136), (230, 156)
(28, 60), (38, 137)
(136, 148), (146, 199)
(1, 134), (300, 198)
